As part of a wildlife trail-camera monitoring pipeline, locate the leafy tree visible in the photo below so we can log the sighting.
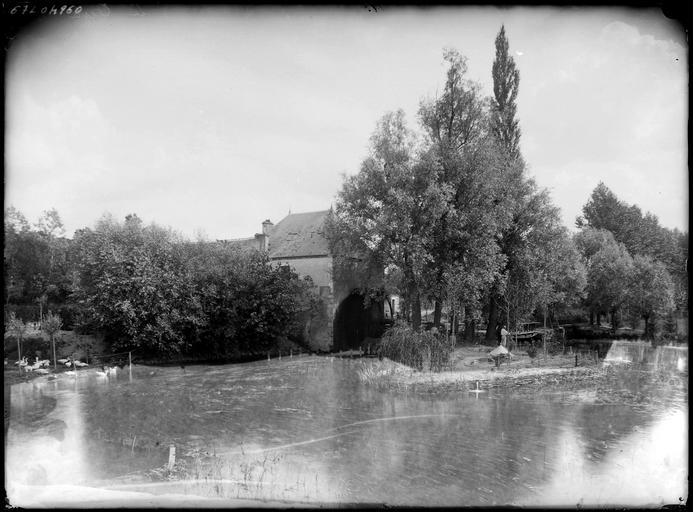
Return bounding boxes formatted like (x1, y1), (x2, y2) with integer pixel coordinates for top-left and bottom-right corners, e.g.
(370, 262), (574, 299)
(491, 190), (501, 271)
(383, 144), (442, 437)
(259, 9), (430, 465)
(575, 227), (633, 328)
(576, 182), (623, 233)
(5, 206), (30, 233)
(490, 25), (521, 160)
(627, 255), (675, 338)
(5, 217), (50, 305)
(501, 188), (587, 332)
(327, 110), (448, 329)
(574, 227), (619, 262)
(42, 310), (63, 369)
(577, 182), (688, 312)
(6, 311), (28, 362)
(483, 25), (534, 341)
(36, 208), (66, 238)
(4, 207), (73, 308)
(72, 214), (200, 354)
(187, 241), (318, 356)
(418, 47), (509, 331)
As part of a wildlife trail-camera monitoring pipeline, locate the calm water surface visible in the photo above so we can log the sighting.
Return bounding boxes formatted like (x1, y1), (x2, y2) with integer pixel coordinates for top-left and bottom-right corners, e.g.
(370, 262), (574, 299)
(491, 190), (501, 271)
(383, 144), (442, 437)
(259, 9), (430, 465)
(5, 343), (688, 507)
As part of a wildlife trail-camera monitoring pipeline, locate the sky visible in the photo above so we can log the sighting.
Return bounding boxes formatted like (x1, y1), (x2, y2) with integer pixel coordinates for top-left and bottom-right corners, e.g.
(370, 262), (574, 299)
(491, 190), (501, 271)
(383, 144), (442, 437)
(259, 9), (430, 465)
(5, 5), (688, 240)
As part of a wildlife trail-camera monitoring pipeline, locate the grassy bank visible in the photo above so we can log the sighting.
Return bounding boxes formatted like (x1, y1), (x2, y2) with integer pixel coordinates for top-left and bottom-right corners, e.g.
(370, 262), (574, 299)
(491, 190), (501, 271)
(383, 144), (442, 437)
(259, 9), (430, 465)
(357, 343), (687, 409)
(356, 344), (605, 394)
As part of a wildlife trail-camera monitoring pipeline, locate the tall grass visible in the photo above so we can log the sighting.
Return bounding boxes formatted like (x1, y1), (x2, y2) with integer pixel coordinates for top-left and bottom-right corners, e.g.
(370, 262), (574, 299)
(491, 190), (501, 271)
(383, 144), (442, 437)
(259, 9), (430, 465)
(142, 448), (328, 502)
(379, 321), (453, 372)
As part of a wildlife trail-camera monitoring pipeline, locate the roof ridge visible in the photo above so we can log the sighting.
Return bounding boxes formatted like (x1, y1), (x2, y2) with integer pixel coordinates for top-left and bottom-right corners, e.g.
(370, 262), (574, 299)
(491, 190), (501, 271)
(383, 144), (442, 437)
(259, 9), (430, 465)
(219, 236), (257, 242)
(280, 209), (329, 217)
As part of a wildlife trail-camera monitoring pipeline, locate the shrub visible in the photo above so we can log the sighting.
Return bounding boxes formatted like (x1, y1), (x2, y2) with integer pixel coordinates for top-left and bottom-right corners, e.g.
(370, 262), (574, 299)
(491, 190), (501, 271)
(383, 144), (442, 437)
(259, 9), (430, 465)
(379, 321), (453, 372)
(4, 335), (50, 360)
(4, 305), (40, 324)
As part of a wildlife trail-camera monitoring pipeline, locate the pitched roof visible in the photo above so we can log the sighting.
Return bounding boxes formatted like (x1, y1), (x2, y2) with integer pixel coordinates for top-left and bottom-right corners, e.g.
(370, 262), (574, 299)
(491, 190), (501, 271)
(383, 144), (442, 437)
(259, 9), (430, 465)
(268, 210), (330, 259)
(216, 236), (262, 252)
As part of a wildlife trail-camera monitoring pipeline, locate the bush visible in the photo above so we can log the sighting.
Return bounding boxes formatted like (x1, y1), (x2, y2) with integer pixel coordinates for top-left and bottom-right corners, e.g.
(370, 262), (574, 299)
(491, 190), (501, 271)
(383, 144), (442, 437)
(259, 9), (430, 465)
(4, 304), (40, 324)
(379, 321), (453, 372)
(56, 303), (80, 331)
(4, 335), (50, 360)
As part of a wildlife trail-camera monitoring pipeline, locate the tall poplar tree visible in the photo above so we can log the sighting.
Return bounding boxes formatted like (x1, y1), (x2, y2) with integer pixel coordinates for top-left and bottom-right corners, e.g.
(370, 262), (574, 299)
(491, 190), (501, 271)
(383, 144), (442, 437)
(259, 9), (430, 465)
(485, 24), (525, 341)
(491, 25), (521, 161)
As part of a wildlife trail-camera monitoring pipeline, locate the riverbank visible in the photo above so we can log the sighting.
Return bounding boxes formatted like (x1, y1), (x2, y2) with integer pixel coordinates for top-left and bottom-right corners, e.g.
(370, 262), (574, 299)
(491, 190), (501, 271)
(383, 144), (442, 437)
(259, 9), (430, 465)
(3, 362), (96, 387)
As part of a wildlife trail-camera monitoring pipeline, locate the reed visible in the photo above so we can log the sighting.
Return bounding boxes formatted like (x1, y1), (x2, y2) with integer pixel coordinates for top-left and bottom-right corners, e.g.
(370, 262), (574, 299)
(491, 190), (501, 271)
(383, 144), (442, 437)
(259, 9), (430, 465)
(379, 322), (453, 372)
(143, 448), (323, 502)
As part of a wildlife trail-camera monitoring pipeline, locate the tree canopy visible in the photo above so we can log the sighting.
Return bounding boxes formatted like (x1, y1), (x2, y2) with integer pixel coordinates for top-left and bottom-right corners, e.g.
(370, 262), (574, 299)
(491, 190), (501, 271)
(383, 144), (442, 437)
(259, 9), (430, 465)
(329, 39), (586, 334)
(576, 182), (686, 327)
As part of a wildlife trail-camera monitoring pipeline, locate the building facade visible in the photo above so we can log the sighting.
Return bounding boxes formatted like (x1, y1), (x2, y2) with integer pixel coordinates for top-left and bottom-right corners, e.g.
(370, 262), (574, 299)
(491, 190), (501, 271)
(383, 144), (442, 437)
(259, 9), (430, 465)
(222, 210), (389, 351)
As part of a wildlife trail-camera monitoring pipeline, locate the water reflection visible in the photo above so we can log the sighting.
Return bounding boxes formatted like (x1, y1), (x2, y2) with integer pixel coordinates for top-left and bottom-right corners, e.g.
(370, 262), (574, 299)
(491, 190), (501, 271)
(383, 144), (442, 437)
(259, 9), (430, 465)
(6, 377), (89, 501)
(522, 408), (687, 506)
(6, 354), (687, 507)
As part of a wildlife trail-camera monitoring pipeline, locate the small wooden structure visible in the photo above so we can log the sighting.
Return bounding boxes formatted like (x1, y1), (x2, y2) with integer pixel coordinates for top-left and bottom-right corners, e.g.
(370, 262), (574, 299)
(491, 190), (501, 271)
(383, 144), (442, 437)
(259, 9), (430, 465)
(510, 322), (558, 346)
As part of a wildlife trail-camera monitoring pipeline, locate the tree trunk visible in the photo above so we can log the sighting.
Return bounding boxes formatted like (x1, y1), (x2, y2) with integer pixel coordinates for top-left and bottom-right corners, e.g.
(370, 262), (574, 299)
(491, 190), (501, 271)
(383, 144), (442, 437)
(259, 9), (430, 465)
(453, 310), (460, 342)
(51, 335), (57, 370)
(450, 309), (456, 345)
(433, 300), (443, 329)
(596, 312), (601, 327)
(402, 297), (410, 323)
(644, 314), (653, 339)
(410, 288), (421, 330)
(485, 296), (499, 343)
(589, 311), (594, 325)
(464, 318), (476, 343)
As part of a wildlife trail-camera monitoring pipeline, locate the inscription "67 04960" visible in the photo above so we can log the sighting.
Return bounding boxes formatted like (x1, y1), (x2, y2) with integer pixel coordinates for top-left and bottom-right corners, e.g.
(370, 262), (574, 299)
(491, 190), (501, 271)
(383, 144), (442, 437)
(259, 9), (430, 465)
(9, 3), (83, 15)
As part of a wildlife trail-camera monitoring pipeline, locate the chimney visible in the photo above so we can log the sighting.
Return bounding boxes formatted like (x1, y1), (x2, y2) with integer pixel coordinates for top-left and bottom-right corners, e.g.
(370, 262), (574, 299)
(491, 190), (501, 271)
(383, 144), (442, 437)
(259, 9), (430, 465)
(262, 219), (273, 235)
(254, 219), (273, 252)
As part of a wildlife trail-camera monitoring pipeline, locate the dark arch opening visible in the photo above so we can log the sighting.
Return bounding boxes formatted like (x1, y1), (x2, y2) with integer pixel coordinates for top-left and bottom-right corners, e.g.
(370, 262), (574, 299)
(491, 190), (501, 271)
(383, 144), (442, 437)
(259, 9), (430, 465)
(333, 292), (385, 351)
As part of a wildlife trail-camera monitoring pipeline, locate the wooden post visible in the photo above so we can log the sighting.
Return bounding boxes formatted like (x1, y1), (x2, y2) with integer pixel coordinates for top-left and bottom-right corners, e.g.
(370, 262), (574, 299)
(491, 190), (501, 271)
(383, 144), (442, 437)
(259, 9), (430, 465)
(451, 309), (455, 346)
(128, 351), (132, 381)
(167, 444), (176, 470)
(543, 307), (547, 329)
(268, 352), (270, 361)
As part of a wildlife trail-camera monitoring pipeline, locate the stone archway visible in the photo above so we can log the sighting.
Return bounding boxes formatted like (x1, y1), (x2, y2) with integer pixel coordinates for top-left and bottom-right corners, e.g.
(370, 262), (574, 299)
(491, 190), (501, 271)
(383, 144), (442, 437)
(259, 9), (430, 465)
(333, 293), (385, 351)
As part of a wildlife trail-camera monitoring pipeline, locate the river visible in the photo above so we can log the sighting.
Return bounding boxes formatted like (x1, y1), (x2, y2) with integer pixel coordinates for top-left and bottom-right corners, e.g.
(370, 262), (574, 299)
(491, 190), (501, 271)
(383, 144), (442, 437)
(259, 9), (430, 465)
(5, 341), (688, 507)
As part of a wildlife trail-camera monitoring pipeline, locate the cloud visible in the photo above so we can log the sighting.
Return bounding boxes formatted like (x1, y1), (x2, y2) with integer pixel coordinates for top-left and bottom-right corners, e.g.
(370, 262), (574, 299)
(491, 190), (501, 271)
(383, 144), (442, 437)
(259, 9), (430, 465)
(600, 20), (684, 60)
(6, 94), (113, 232)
